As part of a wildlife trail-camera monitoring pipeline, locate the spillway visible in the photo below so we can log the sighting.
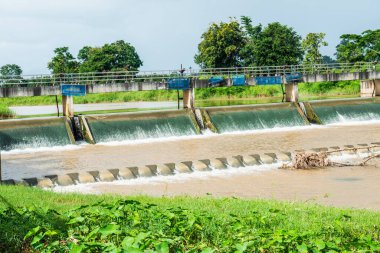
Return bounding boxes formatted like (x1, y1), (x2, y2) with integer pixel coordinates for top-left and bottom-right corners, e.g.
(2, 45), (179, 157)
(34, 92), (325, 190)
(0, 117), (72, 151)
(205, 103), (306, 133)
(308, 98), (380, 124)
(86, 110), (199, 143)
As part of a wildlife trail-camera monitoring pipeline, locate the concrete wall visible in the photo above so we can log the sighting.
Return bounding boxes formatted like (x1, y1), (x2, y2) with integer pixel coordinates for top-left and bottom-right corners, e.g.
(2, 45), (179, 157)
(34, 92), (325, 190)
(0, 82), (168, 98)
(0, 117), (66, 130)
(0, 85), (59, 98)
(308, 97), (379, 107)
(302, 71), (380, 83)
(85, 109), (192, 121)
(205, 103), (296, 114)
(86, 82), (167, 93)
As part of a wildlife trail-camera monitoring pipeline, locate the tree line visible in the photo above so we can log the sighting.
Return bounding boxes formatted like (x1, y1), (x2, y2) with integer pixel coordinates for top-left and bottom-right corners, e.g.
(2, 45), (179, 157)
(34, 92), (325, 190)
(194, 17), (379, 68)
(1, 17), (379, 78)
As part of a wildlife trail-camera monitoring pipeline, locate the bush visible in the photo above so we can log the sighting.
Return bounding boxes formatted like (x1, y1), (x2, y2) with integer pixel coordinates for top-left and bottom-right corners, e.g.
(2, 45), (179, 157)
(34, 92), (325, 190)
(0, 105), (15, 118)
(1, 200), (377, 252)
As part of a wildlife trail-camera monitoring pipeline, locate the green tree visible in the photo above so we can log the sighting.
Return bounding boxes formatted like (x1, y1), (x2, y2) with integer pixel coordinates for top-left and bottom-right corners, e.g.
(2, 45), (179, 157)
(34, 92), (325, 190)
(47, 47), (79, 74)
(0, 64), (23, 76)
(240, 16), (262, 39)
(253, 22), (303, 66)
(77, 46), (91, 62)
(194, 19), (246, 68)
(239, 16), (262, 67)
(336, 30), (380, 63)
(361, 30), (380, 62)
(336, 34), (365, 63)
(302, 33), (328, 64)
(0, 64), (23, 86)
(322, 55), (337, 64)
(78, 40), (143, 72)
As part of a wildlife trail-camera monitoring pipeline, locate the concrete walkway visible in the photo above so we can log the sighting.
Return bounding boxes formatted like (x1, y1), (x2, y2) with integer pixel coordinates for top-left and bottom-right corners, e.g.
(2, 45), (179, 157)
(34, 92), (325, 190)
(10, 101), (177, 115)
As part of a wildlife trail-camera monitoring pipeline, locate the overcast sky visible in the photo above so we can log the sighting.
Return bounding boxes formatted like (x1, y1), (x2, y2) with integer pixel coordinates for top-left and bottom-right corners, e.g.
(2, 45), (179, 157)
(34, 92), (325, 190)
(0, 0), (379, 75)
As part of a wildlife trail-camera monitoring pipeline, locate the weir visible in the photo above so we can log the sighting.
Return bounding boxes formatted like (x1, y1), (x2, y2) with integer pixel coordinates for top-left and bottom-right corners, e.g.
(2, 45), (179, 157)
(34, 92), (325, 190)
(85, 109), (200, 143)
(2, 98), (380, 152)
(0, 117), (73, 151)
(303, 98), (380, 124)
(203, 103), (307, 133)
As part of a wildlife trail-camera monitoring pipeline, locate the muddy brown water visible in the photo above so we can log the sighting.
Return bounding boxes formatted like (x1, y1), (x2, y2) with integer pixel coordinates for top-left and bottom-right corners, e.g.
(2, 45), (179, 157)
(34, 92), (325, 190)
(59, 164), (380, 210)
(2, 122), (380, 179)
(2, 122), (380, 210)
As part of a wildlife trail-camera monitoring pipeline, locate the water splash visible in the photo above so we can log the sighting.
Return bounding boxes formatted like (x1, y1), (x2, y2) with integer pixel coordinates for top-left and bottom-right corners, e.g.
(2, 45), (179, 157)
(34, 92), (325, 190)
(52, 162), (282, 194)
(314, 103), (380, 124)
(209, 106), (306, 133)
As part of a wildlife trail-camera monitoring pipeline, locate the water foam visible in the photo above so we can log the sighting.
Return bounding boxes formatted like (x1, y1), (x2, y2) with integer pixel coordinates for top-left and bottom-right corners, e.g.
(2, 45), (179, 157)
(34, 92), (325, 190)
(329, 151), (379, 164)
(2, 143), (87, 155)
(327, 119), (380, 126)
(53, 163), (282, 194)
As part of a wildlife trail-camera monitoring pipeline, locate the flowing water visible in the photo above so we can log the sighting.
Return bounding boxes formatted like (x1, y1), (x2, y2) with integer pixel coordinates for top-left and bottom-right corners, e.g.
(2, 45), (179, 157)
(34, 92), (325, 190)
(87, 113), (197, 143)
(2, 100), (380, 185)
(0, 118), (71, 151)
(208, 104), (305, 133)
(2, 122), (380, 180)
(3, 99), (380, 210)
(313, 103), (380, 124)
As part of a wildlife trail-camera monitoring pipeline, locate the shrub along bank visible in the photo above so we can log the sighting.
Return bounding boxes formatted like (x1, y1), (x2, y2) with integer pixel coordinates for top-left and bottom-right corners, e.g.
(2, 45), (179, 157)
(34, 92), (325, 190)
(0, 104), (14, 119)
(0, 185), (379, 252)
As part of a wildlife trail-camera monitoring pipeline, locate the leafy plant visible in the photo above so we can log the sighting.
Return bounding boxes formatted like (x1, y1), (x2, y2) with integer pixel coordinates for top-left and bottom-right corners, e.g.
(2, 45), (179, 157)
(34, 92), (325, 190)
(0, 199), (377, 252)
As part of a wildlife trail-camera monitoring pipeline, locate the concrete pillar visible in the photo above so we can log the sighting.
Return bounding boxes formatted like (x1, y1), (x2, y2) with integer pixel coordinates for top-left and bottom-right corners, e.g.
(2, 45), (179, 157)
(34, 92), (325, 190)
(376, 79), (380, 96)
(285, 83), (299, 102)
(62, 95), (74, 117)
(183, 89), (194, 109)
(361, 79), (380, 97)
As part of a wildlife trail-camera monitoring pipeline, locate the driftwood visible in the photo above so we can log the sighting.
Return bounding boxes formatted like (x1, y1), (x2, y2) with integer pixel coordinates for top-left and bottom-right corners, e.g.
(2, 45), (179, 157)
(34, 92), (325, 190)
(281, 152), (328, 170)
(281, 145), (380, 170)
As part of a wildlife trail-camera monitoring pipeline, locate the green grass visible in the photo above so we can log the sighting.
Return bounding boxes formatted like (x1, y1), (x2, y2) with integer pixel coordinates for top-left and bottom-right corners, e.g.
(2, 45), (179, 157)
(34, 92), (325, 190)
(0, 104), (15, 119)
(0, 81), (360, 107)
(0, 90), (181, 107)
(0, 185), (379, 252)
(298, 80), (360, 96)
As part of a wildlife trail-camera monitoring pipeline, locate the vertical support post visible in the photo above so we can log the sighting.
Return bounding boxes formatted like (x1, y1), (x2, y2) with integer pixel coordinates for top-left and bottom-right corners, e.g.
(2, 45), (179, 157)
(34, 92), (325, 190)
(55, 95), (60, 117)
(177, 90), (180, 110)
(375, 79), (380, 96)
(183, 78), (195, 109)
(192, 86), (195, 108)
(182, 89), (193, 109)
(285, 83), (299, 102)
(62, 95), (74, 117)
(360, 79), (380, 97)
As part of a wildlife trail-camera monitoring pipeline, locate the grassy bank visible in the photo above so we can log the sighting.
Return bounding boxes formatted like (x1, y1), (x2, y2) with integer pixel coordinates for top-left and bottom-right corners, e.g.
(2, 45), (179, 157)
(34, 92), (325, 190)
(0, 185), (379, 252)
(0, 81), (360, 107)
(0, 104), (15, 119)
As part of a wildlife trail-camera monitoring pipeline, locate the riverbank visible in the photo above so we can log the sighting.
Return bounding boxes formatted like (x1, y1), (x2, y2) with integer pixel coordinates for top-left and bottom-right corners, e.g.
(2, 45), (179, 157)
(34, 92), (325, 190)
(0, 80), (360, 107)
(0, 185), (379, 252)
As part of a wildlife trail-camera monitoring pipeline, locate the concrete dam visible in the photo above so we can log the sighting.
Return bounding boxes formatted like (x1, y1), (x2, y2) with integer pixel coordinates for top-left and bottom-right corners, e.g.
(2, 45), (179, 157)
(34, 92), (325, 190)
(1, 97), (380, 151)
(2, 62), (380, 186)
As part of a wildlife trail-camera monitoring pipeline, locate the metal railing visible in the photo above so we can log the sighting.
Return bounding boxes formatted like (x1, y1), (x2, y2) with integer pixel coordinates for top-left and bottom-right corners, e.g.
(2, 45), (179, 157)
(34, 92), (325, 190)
(0, 62), (377, 87)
